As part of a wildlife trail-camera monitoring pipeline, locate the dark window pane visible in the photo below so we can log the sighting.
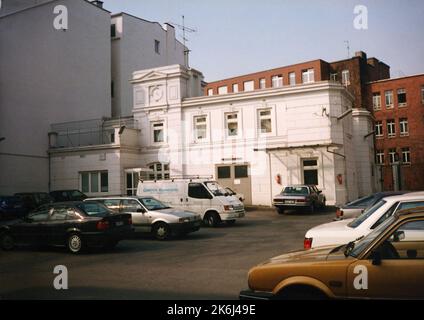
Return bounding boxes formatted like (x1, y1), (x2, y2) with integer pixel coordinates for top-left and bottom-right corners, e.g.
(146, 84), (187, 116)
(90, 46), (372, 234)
(101, 172), (108, 192)
(303, 160), (317, 167)
(81, 173), (89, 193)
(304, 170), (318, 185)
(235, 165), (248, 178)
(188, 183), (211, 199)
(217, 166), (231, 179)
(126, 173), (133, 189)
(111, 24), (116, 38)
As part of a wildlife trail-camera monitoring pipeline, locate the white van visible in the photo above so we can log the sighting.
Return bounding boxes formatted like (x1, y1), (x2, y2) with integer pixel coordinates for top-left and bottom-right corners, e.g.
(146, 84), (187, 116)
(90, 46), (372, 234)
(137, 179), (245, 227)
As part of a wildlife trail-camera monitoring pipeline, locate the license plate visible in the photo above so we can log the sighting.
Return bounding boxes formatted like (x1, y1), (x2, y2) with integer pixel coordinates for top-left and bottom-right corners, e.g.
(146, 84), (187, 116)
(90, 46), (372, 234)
(115, 221), (124, 227)
(285, 200), (295, 204)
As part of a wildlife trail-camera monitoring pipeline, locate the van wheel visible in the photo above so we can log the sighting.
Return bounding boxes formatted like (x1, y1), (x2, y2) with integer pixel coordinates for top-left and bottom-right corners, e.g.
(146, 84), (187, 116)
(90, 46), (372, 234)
(153, 222), (170, 240)
(67, 233), (84, 254)
(203, 212), (220, 227)
(0, 232), (15, 251)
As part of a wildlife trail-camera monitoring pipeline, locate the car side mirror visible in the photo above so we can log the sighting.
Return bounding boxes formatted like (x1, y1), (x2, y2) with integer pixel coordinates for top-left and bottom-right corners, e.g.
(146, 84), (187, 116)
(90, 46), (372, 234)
(371, 251), (382, 266)
(393, 230), (405, 242)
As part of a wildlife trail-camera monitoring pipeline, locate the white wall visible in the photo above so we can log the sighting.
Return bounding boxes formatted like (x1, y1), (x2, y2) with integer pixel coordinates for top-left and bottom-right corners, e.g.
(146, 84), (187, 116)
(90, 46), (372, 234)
(0, 0), (111, 194)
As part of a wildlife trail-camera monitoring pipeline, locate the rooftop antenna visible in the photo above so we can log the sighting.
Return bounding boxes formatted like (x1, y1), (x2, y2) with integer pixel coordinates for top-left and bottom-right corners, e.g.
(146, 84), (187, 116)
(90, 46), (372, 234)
(168, 15), (197, 67)
(344, 40), (350, 59)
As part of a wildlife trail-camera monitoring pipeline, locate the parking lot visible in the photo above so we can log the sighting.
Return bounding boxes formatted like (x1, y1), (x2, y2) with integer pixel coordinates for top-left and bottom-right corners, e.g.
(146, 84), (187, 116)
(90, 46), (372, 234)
(0, 207), (334, 300)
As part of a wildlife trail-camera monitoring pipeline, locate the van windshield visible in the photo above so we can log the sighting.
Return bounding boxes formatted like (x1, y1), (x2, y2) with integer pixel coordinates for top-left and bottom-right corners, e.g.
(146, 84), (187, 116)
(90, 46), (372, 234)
(138, 197), (170, 211)
(205, 181), (227, 196)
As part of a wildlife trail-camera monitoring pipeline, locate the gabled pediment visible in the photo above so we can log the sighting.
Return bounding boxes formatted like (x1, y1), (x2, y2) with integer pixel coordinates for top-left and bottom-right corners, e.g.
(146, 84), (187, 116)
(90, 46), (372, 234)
(132, 70), (168, 83)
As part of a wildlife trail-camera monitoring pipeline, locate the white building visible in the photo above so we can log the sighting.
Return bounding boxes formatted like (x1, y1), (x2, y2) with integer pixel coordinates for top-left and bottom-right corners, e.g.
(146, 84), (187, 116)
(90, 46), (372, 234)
(111, 13), (187, 118)
(49, 64), (376, 206)
(0, 0), (112, 195)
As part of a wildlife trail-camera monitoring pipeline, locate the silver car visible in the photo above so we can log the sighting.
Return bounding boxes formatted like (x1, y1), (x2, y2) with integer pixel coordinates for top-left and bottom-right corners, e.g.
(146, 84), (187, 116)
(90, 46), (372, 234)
(273, 185), (326, 214)
(86, 196), (201, 240)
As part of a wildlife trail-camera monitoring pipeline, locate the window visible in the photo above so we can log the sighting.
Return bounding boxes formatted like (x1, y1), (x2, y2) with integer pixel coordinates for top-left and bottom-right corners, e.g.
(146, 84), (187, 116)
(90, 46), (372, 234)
(271, 75), (283, 88)
(341, 70), (350, 85)
(122, 199), (142, 212)
(421, 86), (424, 104)
(330, 73), (337, 82)
(258, 109), (272, 134)
(234, 165), (248, 178)
(302, 69), (314, 84)
(152, 122), (164, 143)
(126, 171), (139, 196)
(102, 199), (121, 211)
(389, 148), (397, 164)
(226, 113), (239, 137)
(217, 166), (231, 179)
(232, 84), (239, 93)
(399, 118), (409, 136)
(111, 24), (116, 38)
(207, 88), (213, 96)
(194, 116), (207, 141)
(154, 40), (160, 54)
(50, 207), (69, 221)
(80, 171), (108, 194)
(375, 121), (383, 137)
(385, 90), (393, 108)
(373, 93), (381, 110)
(397, 88), (407, 106)
(148, 163), (169, 180)
(302, 159), (318, 185)
(243, 80), (254, 91)
(218, 86), (228, 95)
(188, 183), (212, 199)
(387, 119), (396, 137)
(289, 72), (296, 85)
(259, 78), (266, 89)
(401, 147), (411, 164)
(376, 150), (385, 165)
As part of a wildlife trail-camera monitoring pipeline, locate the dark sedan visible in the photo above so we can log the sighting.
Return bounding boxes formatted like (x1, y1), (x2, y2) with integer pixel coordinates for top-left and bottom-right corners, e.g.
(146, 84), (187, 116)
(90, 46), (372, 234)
(0, 201), (133, 254)
(0, 196), (26, 220)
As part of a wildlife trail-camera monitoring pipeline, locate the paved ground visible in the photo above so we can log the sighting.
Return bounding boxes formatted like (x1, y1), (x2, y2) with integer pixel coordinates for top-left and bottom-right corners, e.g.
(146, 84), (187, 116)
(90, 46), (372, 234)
(0, 207), (335, 300)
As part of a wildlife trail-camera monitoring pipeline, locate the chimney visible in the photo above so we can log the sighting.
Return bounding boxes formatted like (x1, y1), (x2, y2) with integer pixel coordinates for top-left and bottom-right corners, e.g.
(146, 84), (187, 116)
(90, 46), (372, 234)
(91, 1), (104, 8)
(355, 51), (367, 60)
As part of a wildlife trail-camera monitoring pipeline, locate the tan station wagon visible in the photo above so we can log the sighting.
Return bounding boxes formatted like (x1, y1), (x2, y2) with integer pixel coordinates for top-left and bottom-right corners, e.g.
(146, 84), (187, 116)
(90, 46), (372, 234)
(240, 207), (424, 300)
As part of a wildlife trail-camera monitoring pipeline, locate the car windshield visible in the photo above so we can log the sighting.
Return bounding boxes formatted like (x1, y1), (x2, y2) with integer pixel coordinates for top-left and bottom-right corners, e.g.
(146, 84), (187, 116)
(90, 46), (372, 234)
(282, 186), (309, 195)
(139, 197), (170, 210)
(225, 188), (235, 195)
(205, 181), (227, 196)
(347, 200), (386, 228)
(76, 202), (110, 217)
(348, 215), (397, 258)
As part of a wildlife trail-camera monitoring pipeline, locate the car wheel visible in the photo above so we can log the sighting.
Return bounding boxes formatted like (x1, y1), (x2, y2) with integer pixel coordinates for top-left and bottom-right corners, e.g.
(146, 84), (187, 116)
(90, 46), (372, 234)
(276, 207), (285, 215)
(153, 222), (170, 240)
(0, 232), (15, 251)
(67, 233), (84, 254)
(203, 212), (220, 227)
(226, 219), (236, 226)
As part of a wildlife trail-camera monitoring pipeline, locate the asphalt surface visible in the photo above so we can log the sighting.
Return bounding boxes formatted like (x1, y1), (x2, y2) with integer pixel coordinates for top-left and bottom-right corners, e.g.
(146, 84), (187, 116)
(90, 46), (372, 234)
(0, 207), (335, 300)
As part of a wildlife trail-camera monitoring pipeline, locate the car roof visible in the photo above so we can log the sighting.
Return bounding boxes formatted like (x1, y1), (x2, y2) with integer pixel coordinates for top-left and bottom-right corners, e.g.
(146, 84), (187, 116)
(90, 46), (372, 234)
(395, 206), (424, 218)
(86, 196), (152, 200)
(382, 191), (424, 202)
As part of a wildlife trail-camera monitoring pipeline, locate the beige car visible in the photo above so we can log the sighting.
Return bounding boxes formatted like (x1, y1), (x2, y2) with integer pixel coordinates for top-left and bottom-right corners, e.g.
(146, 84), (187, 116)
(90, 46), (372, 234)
(240, 207), (424, 300)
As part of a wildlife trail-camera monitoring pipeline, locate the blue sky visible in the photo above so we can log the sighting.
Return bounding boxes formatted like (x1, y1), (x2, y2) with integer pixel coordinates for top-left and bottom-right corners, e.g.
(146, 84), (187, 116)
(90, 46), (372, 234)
(102, 0), (424, 82)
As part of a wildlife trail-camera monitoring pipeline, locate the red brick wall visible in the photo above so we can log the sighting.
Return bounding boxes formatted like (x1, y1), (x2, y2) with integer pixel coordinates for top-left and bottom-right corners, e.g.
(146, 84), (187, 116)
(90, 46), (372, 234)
(367, 75), (424, 191)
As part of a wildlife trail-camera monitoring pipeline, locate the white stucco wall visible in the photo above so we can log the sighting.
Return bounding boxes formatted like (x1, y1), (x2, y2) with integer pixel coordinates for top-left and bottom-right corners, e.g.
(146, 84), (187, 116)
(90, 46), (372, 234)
(0, 0), (111, 194)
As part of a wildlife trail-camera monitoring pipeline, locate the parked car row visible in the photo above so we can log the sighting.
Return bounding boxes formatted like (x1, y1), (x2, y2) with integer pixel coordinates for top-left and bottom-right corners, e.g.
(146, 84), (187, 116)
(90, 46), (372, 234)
(241, 190), (424, 300)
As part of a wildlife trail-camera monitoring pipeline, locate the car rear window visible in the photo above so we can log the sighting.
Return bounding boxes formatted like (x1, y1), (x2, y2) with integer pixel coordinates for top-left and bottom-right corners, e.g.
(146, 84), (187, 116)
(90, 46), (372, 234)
(76, 202), (110, 217)
(348, 200), (387, 228)
(283, 187), (309, 195)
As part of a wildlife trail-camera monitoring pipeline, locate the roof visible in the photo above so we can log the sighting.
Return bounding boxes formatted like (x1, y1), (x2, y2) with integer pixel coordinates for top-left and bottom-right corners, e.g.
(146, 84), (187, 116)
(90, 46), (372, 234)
(367, 73), (424, 84)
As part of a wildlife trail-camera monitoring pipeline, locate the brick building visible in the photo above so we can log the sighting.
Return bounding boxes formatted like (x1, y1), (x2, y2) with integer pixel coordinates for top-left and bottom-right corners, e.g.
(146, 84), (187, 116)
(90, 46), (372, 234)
(367, 74), (424, 191)
(204, 51), (390, 110)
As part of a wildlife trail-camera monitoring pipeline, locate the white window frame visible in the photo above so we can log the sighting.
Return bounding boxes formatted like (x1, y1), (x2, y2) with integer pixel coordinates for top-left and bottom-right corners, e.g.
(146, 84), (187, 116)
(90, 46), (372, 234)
(193, 115), (208, 142)
(289, 72), (296, 85)
(373, 92), (381, 110)
(271, 75), (283, 88)
(376, 150), (385, 165)
(387, 120), (396, 138)
(257, 108), (273, 136)
(401, 148), (411, 164)
(385, 90), (394, 108)
(147, 163), (170, 180)
(397, 88), (407, 107)
(302, 69), (315, 84)
(207, 88), (213, 96)
(341, 70), (350, 86)
(80, 171), (108, 195)
(151, 121), (166, 145)
(259, 78), (266, 89)
(125, 171), (139, 196)
(375, 121), (383, 137)
(218, 86), (228, 95)
(399, 118), (409, 136)
(389, 149), (397, 164)
(225, 112), (239, 138)
(232, 84), (239, 93)
(243, 80), (254, 92)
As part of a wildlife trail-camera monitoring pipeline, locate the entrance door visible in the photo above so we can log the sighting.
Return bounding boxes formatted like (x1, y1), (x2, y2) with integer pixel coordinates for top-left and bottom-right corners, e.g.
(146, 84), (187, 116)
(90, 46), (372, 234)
(216, 163), (252, 205)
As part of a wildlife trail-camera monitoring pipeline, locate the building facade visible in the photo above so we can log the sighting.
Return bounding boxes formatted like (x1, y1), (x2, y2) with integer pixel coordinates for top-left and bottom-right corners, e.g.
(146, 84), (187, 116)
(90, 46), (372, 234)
(367, 74), (424, 191)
